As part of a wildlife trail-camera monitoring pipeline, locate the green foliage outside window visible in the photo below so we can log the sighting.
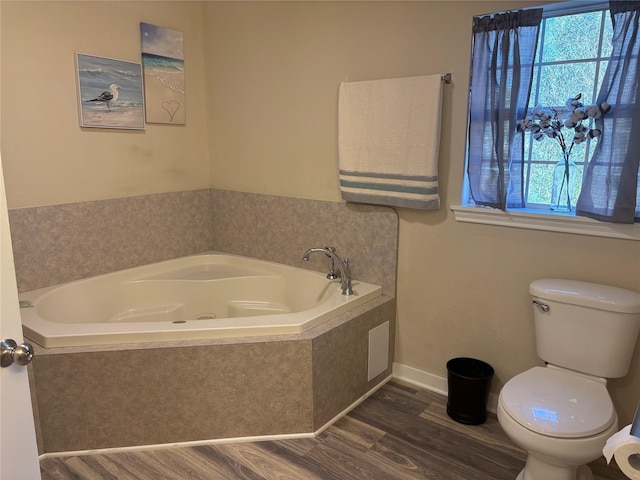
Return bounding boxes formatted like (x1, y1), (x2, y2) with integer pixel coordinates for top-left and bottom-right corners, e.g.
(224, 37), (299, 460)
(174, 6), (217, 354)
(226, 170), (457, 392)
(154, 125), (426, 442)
(524, 9), (612, 207)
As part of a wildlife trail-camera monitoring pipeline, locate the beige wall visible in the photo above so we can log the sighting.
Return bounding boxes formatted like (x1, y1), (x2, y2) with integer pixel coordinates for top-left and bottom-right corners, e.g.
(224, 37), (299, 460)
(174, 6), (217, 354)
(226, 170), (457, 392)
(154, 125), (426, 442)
(201, 1), (640, 424)
(3, 0), (640, 425)
(1, 1), (209, 208)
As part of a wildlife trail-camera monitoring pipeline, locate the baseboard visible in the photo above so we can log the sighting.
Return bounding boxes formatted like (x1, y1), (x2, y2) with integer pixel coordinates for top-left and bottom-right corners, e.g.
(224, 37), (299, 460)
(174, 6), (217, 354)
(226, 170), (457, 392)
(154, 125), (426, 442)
(314, 374), (393, 435)
(38, 431), (318, 460)
(392, 362), (498, 414)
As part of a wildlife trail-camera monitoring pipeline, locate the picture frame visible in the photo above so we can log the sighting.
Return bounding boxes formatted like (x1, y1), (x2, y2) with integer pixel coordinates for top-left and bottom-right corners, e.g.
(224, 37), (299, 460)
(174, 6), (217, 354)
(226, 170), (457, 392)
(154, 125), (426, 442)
(76, 53), (145, 130)
(140, 23), (185, 125)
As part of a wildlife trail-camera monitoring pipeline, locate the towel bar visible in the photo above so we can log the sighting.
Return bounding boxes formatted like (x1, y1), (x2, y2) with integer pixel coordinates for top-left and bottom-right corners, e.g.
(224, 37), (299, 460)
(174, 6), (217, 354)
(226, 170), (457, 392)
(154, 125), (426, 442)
(441, 73), (452, 84)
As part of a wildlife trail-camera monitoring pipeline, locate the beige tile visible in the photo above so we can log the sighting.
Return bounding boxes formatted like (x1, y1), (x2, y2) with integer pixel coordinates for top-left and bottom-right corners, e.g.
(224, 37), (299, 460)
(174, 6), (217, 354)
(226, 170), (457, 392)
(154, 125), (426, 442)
(211, 190), (398, 296)
(10, 190), (213, 292)
(34, 341), (313, 452)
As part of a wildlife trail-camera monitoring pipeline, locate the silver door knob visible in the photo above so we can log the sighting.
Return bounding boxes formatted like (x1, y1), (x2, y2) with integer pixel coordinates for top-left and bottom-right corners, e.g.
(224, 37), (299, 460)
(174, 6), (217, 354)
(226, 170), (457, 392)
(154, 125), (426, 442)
(1, 339), (34, 367)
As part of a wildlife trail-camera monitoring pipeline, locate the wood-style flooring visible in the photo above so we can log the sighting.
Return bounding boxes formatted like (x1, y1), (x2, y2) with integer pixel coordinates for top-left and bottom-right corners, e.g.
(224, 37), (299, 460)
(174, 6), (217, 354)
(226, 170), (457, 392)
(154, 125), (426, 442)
(40, 379), (629, 480)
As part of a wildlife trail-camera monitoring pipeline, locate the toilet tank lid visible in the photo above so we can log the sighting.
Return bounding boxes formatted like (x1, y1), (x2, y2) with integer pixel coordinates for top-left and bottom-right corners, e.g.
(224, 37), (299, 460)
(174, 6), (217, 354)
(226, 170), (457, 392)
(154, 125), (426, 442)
(530, 279), (640, 314)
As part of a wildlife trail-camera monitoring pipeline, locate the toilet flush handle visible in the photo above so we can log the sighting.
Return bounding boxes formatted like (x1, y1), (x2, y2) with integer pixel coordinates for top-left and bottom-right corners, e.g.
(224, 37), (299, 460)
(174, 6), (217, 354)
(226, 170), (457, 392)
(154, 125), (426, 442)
(532, 300), (550, 313)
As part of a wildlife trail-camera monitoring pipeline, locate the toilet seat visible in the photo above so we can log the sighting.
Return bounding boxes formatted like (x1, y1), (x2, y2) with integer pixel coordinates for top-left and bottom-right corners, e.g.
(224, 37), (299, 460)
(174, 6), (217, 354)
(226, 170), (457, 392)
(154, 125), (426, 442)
(500, 366), (615, 439)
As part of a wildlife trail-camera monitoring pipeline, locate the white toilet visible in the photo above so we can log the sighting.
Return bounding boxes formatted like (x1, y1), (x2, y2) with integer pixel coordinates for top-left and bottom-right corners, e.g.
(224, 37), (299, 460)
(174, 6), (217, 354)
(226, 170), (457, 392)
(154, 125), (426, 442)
(497, 279), (640, 480)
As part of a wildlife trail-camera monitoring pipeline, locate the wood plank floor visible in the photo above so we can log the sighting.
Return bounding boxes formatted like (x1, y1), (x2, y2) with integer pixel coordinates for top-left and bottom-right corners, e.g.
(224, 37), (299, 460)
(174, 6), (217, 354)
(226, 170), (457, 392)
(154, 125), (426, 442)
(40, 379), (630, 480)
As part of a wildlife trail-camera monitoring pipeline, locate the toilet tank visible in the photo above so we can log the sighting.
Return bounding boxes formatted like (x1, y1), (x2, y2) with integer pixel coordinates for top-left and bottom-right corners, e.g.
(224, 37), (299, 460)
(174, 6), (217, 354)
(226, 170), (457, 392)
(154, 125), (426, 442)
(530, 279), (640, 378)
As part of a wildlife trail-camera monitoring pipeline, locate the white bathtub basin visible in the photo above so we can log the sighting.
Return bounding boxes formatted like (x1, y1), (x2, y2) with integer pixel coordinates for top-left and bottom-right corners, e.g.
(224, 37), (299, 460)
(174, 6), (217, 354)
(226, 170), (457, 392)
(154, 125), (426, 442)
(19, 253), (382, 347)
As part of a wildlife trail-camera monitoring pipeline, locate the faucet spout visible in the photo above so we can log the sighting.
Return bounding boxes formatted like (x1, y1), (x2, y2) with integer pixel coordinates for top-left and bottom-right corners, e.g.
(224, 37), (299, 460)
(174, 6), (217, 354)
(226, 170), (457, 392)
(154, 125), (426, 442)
(302, 247), (353, 295)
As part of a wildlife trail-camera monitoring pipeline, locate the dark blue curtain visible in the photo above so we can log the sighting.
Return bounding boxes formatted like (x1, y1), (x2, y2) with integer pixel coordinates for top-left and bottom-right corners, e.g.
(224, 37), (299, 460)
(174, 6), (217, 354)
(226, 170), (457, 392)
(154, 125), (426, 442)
(576, 1), (640, 223)
(467, 9), (542, 209)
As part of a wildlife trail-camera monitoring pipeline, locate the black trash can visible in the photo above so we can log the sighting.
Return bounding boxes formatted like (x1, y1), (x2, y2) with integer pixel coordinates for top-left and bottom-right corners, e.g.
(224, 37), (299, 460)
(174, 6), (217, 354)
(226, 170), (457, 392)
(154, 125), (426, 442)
(446, 357), (494, 425)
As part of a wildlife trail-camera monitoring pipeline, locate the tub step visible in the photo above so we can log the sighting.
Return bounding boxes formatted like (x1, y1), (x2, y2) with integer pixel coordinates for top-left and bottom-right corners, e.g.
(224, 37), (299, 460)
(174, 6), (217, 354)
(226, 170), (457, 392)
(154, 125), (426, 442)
(228, 301), (290, 318)
(109, 304), (184, 323)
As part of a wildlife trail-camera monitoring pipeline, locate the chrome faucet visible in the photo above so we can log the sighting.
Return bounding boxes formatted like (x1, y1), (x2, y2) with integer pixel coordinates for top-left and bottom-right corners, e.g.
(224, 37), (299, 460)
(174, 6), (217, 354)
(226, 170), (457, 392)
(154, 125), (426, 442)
(302, 247), (353, 295)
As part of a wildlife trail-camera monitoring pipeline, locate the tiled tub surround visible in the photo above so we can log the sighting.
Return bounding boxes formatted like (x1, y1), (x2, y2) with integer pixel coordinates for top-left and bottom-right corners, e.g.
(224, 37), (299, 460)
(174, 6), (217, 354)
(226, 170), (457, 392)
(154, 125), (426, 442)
(8, 190), (398, 454)
(9, 189), (397, 295)
(210, 190), (398, 296)
(9, 190), (214, 293)
(32, 296), (395, 453)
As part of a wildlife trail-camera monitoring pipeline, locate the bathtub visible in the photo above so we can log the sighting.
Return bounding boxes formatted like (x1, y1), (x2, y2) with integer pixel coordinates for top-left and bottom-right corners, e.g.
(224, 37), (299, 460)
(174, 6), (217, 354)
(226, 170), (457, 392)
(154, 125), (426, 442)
(19, 253), (382, 348)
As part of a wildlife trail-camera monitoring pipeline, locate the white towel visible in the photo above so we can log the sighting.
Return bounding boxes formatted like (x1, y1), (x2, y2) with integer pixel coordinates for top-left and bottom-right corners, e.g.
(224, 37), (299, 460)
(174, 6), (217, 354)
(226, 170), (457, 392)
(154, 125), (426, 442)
(338, 74), (443, 210)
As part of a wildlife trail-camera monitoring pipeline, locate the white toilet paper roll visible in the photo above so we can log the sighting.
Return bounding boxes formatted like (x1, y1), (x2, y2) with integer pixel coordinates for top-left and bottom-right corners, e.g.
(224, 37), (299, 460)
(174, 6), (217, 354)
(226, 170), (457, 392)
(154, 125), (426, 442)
(603, 425), (640, 480)
(614, 442), (640, 480)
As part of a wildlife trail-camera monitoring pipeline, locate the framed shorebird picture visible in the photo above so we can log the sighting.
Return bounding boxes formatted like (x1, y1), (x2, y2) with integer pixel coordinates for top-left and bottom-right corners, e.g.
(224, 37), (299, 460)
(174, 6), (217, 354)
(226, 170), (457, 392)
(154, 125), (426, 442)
(76, 53), (145, 130)
(140, 23), (185, 124)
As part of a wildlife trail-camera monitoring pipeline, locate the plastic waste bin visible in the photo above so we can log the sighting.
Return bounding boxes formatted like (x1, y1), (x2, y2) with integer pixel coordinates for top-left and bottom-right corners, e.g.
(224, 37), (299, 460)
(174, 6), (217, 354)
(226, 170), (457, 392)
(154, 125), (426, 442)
(446, 357), (494, 425)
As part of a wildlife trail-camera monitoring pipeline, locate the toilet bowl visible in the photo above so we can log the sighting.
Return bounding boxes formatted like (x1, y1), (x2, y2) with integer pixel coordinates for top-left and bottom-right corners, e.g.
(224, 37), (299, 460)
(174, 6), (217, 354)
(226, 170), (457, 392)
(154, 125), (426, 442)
(498, 366), (619, 480)
(497, 279), (640, 480)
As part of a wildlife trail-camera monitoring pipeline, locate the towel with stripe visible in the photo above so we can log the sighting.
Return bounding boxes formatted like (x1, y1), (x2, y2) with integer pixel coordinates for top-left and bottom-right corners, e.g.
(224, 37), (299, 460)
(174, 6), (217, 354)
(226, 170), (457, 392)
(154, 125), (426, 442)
(338, 74), (443, 210)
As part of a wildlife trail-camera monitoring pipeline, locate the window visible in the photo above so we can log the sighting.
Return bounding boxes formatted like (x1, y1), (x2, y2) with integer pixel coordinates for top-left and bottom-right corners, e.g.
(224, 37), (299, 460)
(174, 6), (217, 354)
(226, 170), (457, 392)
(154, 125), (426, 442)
(455, 0), (640, 239)
(462, 2), (611, 213)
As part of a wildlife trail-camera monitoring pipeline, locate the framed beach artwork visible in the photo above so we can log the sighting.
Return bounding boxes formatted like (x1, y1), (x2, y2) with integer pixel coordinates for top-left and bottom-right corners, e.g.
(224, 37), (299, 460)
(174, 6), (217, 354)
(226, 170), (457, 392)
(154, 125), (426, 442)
(76, 53), (145, 130)
(140, 22), (185, 125)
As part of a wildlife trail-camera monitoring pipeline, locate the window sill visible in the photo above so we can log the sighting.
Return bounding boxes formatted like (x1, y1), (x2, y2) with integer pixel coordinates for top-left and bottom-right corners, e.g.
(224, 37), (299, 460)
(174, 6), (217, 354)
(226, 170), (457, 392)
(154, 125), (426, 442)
(450, 205), (640, 241)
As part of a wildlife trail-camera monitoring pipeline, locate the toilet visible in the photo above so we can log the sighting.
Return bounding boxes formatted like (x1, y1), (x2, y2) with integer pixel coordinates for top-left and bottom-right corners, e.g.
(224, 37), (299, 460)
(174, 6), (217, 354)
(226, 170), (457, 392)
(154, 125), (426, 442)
(497, 279), (640, 480)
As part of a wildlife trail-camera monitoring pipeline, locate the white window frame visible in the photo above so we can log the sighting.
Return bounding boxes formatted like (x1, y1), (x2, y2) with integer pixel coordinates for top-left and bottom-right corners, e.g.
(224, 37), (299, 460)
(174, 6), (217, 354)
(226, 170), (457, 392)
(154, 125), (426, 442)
(452, 0), (640, 241)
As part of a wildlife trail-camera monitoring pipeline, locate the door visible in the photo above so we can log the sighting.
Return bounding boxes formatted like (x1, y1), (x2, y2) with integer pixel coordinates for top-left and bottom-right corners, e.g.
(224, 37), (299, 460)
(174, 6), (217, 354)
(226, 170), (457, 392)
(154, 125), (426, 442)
(0, 155), (41, 479)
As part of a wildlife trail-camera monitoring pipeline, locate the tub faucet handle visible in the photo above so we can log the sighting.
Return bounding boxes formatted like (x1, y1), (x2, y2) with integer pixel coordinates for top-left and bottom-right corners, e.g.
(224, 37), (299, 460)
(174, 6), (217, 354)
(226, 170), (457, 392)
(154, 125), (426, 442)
(342, 258), (352, 296)
(325, 246), (338, 280)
